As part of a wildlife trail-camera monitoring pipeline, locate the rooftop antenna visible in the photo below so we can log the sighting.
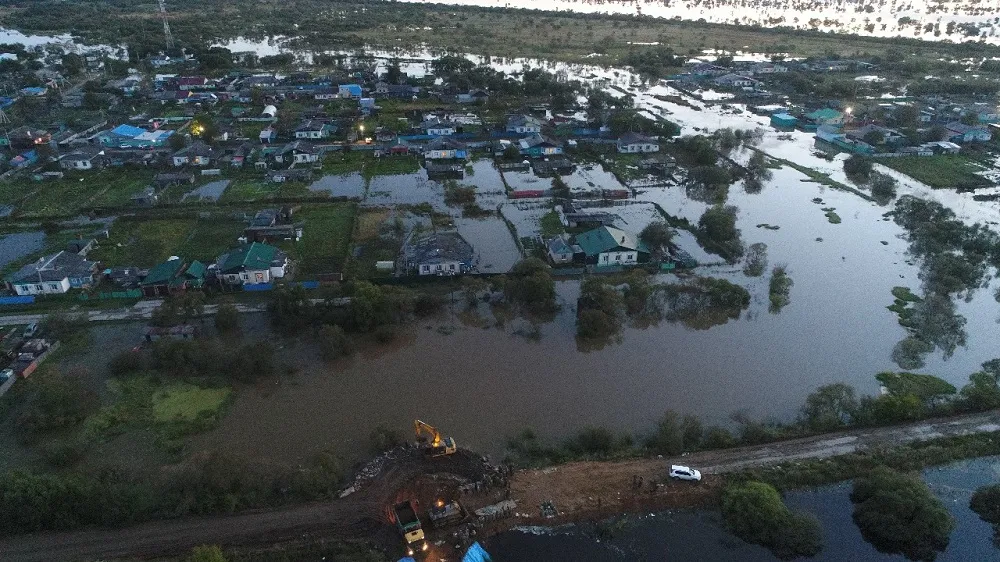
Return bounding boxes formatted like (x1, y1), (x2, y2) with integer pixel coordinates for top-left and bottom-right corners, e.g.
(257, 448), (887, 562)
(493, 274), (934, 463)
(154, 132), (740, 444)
(157, 0), (174, 50)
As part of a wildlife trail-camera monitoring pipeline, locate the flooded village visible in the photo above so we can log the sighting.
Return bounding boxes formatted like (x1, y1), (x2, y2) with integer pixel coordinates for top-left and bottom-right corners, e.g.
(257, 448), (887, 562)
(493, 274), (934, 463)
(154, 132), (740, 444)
(0, 0), (998, 559)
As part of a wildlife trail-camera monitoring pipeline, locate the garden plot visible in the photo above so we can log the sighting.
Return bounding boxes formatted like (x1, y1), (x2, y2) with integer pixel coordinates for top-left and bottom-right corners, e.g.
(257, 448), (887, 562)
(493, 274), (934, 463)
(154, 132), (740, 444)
(182, 179), (230, 202)
(455, 216), (523, 274)
(500, 200), (553, 240)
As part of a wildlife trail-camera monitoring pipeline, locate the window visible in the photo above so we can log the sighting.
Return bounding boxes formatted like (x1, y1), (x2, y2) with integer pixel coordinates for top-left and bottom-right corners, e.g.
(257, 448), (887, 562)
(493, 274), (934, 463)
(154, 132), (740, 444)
(49, 284), (59, 291)
(615, 255), (621, 261)
(627, 254), (634, 260)
(449, 264), (455, 271)
(421, 265), (429, 272)
(436, 265), (442, 271)
(35, 285), (43, 291)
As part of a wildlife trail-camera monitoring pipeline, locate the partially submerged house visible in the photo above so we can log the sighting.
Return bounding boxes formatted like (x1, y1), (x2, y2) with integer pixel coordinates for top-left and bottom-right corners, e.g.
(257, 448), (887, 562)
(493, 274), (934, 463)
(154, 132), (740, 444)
(574, 226), (649, 267)
(519, 134), (563, 158)
(423, 137), (468, 160)
(401, 232), (475, 276)
(616, 132), (659, 154)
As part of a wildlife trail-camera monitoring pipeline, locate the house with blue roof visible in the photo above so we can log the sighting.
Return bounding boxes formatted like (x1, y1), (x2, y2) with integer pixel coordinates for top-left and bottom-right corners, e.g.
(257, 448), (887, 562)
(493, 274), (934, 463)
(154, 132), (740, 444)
(98, 124), (174, 149)
(338, 84), (363, 99)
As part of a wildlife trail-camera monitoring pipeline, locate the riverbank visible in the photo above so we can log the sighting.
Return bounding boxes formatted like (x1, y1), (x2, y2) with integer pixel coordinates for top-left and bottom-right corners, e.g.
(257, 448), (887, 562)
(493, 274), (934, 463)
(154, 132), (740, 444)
(3, 410), (1000, 562)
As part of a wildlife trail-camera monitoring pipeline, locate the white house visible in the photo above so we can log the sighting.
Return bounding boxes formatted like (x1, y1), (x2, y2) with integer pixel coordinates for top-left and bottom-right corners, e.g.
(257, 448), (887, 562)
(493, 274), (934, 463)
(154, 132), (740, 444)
(575, 226), (650, 267)
(294, 120), (336, 139)
(275, 141), (319, 165)
(506, 114), (543, 134)
(6, 251), (96, 295)
(617, 132), (660, 154)
(171, 141), (213, 167)
(713, 73), (761, 89)
(945, 122), (992, 143)
(214, 242), (288, 286)
(421, 118), (457, 137)
(59, 146), (104, 170)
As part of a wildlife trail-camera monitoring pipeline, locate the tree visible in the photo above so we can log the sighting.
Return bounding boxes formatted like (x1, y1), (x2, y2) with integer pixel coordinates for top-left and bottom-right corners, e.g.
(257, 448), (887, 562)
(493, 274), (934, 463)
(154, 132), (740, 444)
(698, 205), (744, 261)
(577, 277), (623, 339)
(851, 467), (954, 560)
(60, 53), (84, 76)
(743, 242), (768, 277)
(638, 221), (672, 254)
(801, 383), (858, 431)
(863, 130), (886, 146)
(870, 172), (897, 204)
(646, 410), (683, 455)
(168, 133), (187, 152)
(722, 481), (823, 559)
(502, 143), (520, 160)
(843, 154), (873, 181)
(82, 91), (102, 111)
(970, 484), (1000, 545)
(189, 545), (228, 562)
(504, 259), (557, 315)
(369, 425), (403, 453)
(959, 359), (1000, 411)
(18, 368), (99, 434)
(214, 302), (239, 336)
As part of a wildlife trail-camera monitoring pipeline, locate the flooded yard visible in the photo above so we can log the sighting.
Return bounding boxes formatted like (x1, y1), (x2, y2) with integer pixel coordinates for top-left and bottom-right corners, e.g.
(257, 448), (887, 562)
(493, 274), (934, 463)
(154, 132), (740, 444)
(0, 231), (44, 270)
(182, 179), (230, 202)
(308, 173), (365, 198)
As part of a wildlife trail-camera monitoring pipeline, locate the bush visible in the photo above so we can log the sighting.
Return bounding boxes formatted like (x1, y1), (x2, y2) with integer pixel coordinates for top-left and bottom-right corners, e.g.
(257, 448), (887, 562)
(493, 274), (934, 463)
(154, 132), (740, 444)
(801, 383), (858, 431)
(851, 467), (954, 560)
(17, 368), (99, 434)
(576, 277), (623, 339)
(369, 425), (404, 453)
(698, 205), (744, 261)
(317, 325), (355, 362)
(722, 481), (823, 559)
(108, 350), (147, 377)
(504, 258), (557, 314)
(703, 426), (736, 449)
(214, 302), (240, 336)
(189, 545), (228, 562)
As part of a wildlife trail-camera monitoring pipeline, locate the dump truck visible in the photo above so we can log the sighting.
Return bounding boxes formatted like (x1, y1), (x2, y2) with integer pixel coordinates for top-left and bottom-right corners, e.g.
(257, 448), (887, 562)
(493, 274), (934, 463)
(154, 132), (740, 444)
(393, 500), (427, 556)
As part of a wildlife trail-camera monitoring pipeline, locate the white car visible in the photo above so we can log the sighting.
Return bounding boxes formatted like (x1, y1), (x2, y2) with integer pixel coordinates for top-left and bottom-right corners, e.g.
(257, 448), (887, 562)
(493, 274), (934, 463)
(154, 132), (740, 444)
(669, 465), (702, 482)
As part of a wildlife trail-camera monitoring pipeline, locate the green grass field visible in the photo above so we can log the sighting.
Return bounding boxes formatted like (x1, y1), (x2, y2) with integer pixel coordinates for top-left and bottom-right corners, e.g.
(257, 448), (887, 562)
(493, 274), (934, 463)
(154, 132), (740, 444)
(287, 203), (358, 275)
(879, 155), (992, 190)
(88, 217), (245, 267)
(152, 384), (231, 423)
(0, 169), (152, 218)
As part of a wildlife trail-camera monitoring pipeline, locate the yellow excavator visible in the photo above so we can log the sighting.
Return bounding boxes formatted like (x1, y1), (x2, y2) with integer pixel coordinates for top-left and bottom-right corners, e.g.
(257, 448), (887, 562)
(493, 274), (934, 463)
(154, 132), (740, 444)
(414, 419), (457, 457)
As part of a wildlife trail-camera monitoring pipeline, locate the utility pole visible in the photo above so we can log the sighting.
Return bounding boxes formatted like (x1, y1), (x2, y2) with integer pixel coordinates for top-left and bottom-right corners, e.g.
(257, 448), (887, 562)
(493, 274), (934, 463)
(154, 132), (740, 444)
(157, 0), (174, 50)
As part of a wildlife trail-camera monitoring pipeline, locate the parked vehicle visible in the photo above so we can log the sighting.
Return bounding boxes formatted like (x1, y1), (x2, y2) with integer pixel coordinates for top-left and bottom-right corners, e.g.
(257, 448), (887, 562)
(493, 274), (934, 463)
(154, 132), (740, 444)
(393, 500), (427, 556)
(669, 465), (702, 481)
(22, 323), (39, 338)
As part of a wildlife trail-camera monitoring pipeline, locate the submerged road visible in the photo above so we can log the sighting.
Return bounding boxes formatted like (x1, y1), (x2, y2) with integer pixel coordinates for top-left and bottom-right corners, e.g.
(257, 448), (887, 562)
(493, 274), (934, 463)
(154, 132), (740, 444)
(3, 411), (1000, 561)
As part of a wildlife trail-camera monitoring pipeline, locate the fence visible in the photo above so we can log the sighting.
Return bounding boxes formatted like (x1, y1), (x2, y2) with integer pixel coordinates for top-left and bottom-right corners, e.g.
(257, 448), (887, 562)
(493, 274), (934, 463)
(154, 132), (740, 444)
(0, 295), (35, 305)
(77, 289), (142, 301)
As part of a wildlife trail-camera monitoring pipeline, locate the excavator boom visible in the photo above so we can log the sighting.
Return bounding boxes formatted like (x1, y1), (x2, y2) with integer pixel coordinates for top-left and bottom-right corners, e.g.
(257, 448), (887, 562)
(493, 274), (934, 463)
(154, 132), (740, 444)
(414, 419), (457, 456)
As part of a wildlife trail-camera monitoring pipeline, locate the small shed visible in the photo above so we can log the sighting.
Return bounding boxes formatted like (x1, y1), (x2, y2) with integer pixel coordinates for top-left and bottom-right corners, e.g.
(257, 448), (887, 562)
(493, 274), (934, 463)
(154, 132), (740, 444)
(770, 112), (797, 128)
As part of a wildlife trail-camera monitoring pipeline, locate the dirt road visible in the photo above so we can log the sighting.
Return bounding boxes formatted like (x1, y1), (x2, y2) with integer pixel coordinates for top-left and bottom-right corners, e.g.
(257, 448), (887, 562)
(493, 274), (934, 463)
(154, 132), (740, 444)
(3, 412), (999, 562)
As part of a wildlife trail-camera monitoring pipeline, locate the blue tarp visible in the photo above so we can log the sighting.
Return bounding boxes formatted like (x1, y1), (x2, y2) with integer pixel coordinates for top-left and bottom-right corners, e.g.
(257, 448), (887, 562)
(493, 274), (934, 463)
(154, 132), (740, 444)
(111, 124), (146, 137)
(297, 281), (320, 289)
(0, 295), (35, 305)
(243, 283), (274, 292)
(462, 542), (492, 562)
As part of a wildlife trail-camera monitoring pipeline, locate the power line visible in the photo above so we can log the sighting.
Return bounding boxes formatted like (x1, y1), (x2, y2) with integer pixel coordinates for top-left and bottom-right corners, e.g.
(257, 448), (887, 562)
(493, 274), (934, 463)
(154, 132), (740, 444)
(157, 0), (174, 49)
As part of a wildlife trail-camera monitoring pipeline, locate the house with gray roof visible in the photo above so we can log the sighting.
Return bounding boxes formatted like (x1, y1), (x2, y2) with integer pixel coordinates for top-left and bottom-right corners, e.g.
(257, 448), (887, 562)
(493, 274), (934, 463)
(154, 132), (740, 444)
(6, 251), (98, 295)
(401, 232), (474, 276)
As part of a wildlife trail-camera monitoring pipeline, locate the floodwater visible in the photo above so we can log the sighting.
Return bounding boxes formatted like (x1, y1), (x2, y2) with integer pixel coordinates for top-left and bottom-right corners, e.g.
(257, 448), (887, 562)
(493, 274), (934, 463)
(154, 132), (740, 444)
(486, 456), (1000, 561)
(0, 231), (44, 270)
(182, 179), (230, 202)
(395, 0), (999, 45)
(308, 173), (365, 198)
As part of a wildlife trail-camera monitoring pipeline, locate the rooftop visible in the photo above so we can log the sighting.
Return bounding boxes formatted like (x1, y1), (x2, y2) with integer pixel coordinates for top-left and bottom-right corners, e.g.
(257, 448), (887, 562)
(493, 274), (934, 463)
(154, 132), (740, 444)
(7, 251), (96, 284)
(574, 226), (649, 257)
(404, 232), (474, 266)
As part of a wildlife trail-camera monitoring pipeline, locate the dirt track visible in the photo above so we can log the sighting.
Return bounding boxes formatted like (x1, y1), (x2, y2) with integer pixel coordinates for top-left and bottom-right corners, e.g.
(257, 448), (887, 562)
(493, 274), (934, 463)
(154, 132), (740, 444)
(3, 411), (999, 562)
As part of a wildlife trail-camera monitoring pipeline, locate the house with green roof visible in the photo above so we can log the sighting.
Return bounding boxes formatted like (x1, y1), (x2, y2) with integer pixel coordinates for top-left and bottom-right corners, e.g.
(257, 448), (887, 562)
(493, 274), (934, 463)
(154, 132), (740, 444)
(139, 257), (207, 297)
(574, 226), (649, 267)
(803, 108), (844, 131)
(213, 242), (289, 286)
